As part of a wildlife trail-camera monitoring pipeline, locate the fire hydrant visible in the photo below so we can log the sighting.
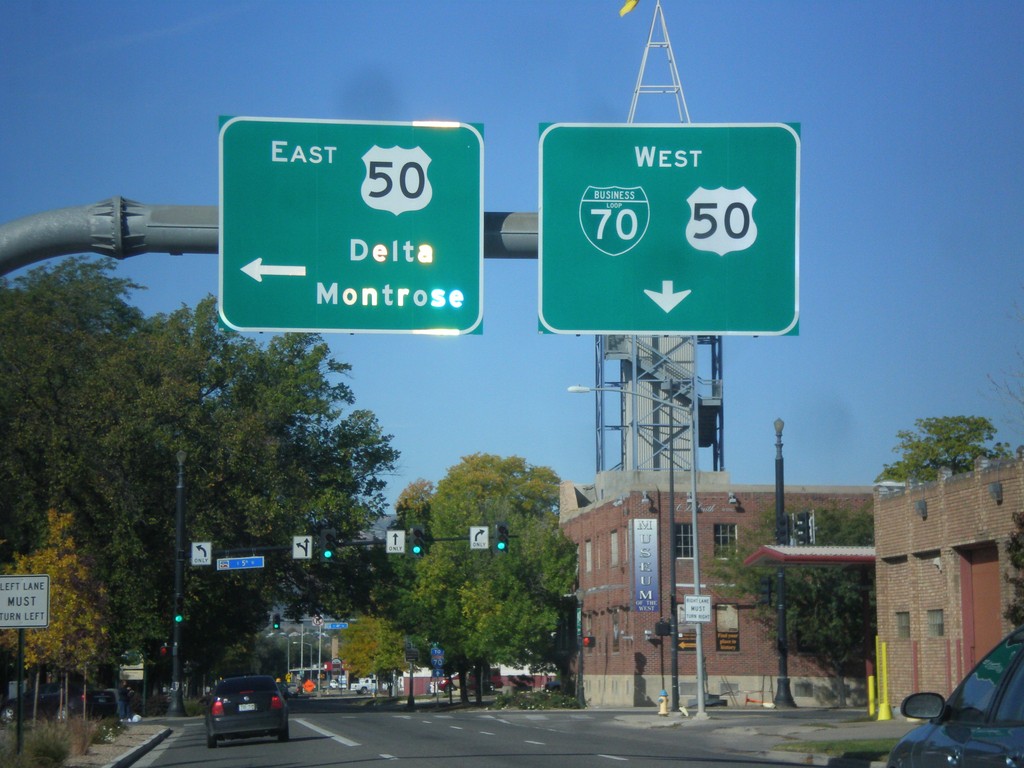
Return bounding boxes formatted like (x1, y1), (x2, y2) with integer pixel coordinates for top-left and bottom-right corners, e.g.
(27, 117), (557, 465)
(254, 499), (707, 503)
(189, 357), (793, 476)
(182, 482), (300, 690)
(658, 689), (669, 716)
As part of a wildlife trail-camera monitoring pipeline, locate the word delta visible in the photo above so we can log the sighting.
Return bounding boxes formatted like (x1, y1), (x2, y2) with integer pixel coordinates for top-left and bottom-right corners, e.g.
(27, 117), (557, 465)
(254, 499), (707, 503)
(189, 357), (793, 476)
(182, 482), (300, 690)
(350, 239), (433, 264)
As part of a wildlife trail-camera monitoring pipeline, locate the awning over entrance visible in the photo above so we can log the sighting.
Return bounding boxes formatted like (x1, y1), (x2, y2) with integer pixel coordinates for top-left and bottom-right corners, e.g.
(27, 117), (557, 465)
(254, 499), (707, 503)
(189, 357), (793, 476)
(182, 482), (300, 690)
(743, 545), (875, 568)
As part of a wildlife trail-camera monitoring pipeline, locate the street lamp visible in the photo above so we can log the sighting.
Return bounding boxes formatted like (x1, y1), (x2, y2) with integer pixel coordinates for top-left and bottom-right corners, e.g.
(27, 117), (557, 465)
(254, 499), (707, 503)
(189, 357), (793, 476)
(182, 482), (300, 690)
(167, 450), (187, 717)
(569, 383), (707, 718)
(773, 419), (796, 707)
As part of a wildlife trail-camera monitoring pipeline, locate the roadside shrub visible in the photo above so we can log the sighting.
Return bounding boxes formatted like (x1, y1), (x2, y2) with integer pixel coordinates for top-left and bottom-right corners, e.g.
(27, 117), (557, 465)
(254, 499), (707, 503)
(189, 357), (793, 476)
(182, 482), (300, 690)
(91, 716), (125, 745)
(184, 699), (206, 717)
(145, 692), (168, 716)
(23, 720), (71, 768)
(491, 689), (581, 710)
(65, 716), (97, 755)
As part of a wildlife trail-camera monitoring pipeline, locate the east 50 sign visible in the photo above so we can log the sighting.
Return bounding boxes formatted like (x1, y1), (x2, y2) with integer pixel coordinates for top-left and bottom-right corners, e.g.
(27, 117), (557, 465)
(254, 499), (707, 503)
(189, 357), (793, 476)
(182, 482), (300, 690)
(219, 118), (484, 334)
(539, 123), (800, 335)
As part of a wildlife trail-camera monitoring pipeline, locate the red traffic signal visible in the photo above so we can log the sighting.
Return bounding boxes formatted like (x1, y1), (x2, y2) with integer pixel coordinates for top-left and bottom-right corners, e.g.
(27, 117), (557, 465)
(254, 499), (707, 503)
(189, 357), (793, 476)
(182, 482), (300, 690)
(581, 635), (596, 648)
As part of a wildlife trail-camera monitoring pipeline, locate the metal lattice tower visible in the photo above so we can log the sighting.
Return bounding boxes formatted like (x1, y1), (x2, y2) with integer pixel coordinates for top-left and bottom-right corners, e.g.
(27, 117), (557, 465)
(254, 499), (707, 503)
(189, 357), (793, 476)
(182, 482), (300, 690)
(627, 0), (690, 123)
(592, 0), (724, 477)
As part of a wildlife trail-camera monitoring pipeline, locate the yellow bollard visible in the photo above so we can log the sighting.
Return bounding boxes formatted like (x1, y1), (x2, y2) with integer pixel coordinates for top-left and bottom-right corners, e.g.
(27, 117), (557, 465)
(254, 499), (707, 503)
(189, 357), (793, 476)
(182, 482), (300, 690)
(876, 640), (892, 721)
(867, 674), (877, 718)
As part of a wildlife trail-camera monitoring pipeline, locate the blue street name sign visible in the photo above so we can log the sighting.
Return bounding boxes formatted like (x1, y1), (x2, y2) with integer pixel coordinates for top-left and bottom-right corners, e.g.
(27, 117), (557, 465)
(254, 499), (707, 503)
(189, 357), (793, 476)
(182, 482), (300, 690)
(326, 622), (349, 630)
(216, 556), (265, 571)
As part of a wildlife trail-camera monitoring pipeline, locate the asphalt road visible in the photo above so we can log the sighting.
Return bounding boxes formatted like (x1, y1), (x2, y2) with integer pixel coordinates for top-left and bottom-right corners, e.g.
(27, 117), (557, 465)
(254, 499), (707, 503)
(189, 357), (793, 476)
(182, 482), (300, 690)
(132, 697), (866, 768)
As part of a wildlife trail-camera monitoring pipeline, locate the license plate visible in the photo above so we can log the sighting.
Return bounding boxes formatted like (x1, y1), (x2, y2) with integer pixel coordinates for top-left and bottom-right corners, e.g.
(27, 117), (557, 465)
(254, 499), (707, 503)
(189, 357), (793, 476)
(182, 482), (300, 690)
(238, 703), (256, 712)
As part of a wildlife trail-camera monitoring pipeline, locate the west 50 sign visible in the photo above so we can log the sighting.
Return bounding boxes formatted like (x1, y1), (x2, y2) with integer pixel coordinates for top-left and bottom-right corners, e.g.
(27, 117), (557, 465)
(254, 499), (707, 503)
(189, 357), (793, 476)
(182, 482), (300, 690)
(219, 118), (483, 334)
(539, 123), (800, 335)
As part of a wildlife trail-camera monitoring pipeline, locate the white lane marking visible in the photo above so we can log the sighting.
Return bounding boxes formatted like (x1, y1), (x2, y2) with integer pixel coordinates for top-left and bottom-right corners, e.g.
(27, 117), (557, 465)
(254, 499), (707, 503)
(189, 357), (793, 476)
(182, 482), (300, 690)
(525, 740), (546, 745)
(293, 717), (361, 746)
(598, 755), (628, 761)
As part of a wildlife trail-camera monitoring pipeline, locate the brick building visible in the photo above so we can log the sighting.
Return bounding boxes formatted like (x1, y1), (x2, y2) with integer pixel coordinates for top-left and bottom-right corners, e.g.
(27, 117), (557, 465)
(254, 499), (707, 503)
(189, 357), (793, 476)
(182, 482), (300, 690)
(559, 470), (874, 708)
(874, 452), (1024, 705)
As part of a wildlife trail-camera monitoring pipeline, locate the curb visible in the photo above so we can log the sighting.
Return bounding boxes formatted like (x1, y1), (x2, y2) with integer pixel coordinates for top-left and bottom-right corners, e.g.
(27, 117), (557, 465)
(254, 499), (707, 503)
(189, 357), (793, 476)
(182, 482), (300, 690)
(102, 727), (172, 768)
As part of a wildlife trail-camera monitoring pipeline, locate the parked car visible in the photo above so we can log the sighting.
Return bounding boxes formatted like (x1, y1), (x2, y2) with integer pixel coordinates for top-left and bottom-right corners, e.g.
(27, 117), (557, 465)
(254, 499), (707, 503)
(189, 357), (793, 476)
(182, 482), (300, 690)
(205, 675), (288, 748)
(1, 682), (117, 723)
(888, 624), (1024, 768)
(437, 676), (456, 693)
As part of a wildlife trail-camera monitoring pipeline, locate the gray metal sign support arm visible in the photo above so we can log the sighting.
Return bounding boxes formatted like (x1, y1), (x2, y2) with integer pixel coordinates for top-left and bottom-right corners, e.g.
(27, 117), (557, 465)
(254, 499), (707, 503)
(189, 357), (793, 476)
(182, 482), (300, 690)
(0, 198), (539, 277)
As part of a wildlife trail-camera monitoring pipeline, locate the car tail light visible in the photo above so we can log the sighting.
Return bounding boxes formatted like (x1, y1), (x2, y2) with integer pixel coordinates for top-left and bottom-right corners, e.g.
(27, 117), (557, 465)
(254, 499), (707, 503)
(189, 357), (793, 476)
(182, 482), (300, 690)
(270, 694), (283, 710)
(211, 700), (224, 716)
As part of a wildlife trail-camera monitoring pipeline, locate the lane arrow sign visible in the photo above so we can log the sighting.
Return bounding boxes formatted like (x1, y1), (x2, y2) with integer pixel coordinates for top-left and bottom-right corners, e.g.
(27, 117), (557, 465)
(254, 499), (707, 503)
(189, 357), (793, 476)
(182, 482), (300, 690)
(241, 258), (307, 282)
(644, 280), (692, 313)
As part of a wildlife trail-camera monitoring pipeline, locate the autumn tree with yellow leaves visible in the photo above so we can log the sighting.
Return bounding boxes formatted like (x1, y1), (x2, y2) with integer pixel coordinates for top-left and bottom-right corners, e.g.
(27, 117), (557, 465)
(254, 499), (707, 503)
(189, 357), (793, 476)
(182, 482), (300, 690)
(1, 509), (110, 678)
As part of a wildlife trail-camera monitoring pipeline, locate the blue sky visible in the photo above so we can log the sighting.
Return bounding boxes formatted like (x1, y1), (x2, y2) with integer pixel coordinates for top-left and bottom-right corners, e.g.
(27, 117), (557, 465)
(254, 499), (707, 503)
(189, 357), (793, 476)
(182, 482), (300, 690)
(2, 0), (1022, 509)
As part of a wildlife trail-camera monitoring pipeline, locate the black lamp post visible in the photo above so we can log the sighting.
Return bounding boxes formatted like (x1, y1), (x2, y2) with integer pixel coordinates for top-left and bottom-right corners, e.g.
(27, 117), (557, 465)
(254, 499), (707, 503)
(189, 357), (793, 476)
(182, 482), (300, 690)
(167, 450), (187, 717)
(773, 420), (796, 708)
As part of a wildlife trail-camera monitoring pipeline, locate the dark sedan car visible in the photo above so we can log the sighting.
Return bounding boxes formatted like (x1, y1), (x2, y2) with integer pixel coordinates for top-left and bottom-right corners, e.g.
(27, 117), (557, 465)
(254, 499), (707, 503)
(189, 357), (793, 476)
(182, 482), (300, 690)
(888, 625), (1024, 768)
(1, 682), (117, 723)
(205, 675), (288, 748)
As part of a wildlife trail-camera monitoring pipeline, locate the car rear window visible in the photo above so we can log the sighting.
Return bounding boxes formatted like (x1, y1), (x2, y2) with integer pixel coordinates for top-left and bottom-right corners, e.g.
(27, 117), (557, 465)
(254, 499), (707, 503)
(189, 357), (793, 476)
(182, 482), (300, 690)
(214, 676), (277, 695)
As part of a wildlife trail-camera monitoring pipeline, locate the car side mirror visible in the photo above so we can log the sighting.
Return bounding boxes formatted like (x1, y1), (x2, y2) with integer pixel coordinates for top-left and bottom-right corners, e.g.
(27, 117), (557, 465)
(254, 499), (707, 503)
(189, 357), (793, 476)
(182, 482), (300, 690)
(901, 692), (946, 720)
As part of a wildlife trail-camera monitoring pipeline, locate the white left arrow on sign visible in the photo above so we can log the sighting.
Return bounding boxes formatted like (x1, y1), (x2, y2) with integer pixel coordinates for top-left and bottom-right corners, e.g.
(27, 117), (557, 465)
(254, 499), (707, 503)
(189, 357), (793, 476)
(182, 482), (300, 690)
(241, 258), (307, 282)
(644, 280), (692, 313)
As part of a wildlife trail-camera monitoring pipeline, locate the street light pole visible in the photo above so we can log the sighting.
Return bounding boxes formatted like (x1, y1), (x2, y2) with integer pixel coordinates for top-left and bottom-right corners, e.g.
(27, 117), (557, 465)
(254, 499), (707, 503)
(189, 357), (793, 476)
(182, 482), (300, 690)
(773, 419), (796, 708)
(167, 450), (187, 717)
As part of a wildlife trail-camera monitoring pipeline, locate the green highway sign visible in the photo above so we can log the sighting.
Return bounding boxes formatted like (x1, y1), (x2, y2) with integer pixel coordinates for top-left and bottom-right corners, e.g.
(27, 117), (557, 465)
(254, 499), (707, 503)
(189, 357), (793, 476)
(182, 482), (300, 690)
(539, 123), (799, 335)
(219, 117), (483, 334)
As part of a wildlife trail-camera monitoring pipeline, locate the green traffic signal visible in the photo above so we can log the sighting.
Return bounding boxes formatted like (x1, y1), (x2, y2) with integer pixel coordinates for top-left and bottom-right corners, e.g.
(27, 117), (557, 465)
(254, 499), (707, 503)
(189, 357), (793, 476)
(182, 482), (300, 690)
(174, 595), (184, 623)
(495, 522), (510, 553)
(410, 527), (427, 556)
(320, 528), (337, 559)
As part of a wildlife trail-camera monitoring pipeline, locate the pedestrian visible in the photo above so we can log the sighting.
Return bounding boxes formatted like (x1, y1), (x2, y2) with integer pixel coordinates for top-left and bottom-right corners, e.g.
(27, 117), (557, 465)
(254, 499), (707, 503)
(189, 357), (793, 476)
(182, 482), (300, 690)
(118, 680), (133, 722)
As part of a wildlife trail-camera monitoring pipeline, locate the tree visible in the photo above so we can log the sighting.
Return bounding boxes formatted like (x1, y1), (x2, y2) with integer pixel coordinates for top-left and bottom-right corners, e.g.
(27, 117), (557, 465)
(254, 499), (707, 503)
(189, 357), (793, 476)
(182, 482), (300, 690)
(338, 615), (405, 691)
(0, 259), (399, 683)
(0, 509), (110, 682)
(397, 454), (576, 703)
(876, 416), (1011, 483)
(710, 501), (875, 706)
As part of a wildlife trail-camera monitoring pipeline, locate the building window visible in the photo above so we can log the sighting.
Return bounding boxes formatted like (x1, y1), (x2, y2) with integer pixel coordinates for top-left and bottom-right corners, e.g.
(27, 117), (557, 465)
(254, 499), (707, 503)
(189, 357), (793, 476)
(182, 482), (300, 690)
(927, 609), (945, 637)
(585, 540), (593, 573)
(896, 611), (911, 639)
(610, 529), (619, 567)
(612, 610), (621, 653)
(675, 523), (694, 559)
(713, 523), (737, 558)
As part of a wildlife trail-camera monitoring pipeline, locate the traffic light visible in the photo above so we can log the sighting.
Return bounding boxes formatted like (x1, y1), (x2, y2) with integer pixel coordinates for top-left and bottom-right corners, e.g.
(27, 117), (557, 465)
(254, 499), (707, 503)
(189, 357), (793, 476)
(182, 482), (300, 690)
(319, 528), (337, 559)
(775, 514), (790, 544)
(272, 613), (281, 630)
(758, 576), (773, 606)
(581, 635), (596, 649)
(794, 511), (812, 545)
(494, 522), (510, 553)
(410, 527), (427, 556)
(173, 594), (185, 623)
(159, 643), (169, 659)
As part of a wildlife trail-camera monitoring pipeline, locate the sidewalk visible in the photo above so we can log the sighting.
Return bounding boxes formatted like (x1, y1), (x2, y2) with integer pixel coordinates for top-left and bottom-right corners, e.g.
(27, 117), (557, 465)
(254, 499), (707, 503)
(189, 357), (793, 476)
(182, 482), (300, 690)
(614, 707), (919, 767)
(65, 722), (173, 768)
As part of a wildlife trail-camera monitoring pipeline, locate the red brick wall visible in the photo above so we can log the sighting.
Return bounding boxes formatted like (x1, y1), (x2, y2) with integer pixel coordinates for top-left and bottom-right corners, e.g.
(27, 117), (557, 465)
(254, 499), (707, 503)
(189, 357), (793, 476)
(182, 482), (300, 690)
(875, 456), (1024, 706)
